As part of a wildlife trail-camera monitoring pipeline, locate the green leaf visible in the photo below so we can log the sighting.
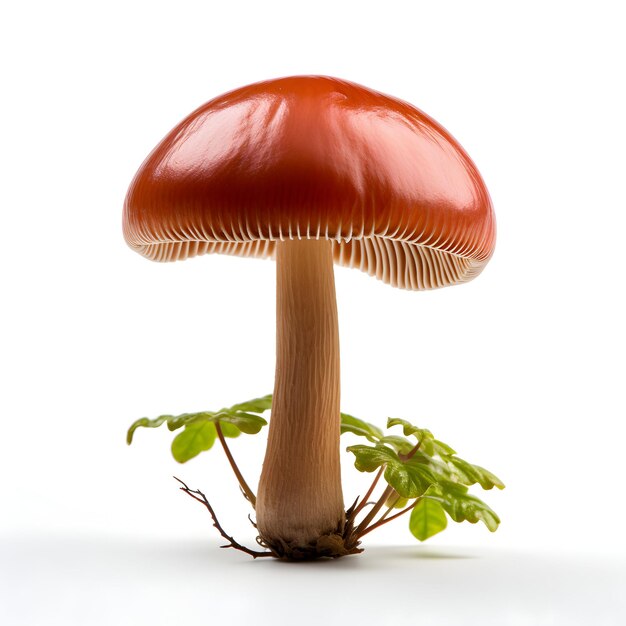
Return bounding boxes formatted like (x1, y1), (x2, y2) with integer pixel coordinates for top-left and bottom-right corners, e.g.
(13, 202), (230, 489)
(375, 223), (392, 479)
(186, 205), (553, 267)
(166, 411), (214, 432)
(385, 491), (408, 509)
(210, 410), (268, 435)
(387, 418), (435, 455)
(228, 394), (273, 414)
(472, 465), (505, 490)
(341, 413), (384, 442)
(127, 393), (271, 465)
(171, 422), (217, 463)
(379, 435), (415, 455)
(218, 422), (241, 438)
(387, 460), (436, 499)
(432, 439), (456, 456)
(387, 417), (432, 439)
(127, 394), (271, 446)
(402, 451), (456, 485)
(443, 455), (505, 490)
(127, 414), (172, 444)
(347, 444), (396, 472)
(347, 444), (436, 499)
(409, 497), (448, 541)
(430, 482), (500, 532)
(166, 410), (268, 435)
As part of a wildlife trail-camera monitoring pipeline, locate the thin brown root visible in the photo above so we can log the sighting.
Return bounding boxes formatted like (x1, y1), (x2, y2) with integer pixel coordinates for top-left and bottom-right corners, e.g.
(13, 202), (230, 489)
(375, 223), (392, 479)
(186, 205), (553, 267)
(173, 477), (273, 559)
(174, 477), (366, 561)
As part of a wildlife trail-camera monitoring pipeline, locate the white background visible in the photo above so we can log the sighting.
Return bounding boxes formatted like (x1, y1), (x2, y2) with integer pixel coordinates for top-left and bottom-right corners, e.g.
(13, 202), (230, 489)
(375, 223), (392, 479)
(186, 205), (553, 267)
(1, 1), (625, 624)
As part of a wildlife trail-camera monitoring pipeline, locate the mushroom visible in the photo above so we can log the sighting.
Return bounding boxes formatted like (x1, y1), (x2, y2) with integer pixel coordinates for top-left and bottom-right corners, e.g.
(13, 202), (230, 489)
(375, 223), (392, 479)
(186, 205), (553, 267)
(123, 75), (495, 558)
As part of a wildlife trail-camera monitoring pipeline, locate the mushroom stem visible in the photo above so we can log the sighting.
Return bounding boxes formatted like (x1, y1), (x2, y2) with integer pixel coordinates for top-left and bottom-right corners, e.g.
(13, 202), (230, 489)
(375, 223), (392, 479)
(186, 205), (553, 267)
(256, 238), (344, 549)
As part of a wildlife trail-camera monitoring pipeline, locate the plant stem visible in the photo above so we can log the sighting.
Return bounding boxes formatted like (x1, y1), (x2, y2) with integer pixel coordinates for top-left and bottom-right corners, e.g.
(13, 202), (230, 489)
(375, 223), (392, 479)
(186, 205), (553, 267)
(377, 492), (401, 523)
(398, 440), (421, 462)
(215, 422), (257, 507)
(353, 441), (423, 538)
(357, 498), (421, 538)
(354, 484), (395, 536)
(347, 467), (384, 526)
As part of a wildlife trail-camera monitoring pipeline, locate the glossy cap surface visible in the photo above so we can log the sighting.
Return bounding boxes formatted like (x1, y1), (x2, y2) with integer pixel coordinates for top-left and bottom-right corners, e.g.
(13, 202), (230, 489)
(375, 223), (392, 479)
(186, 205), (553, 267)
(123, 76), (495, 289)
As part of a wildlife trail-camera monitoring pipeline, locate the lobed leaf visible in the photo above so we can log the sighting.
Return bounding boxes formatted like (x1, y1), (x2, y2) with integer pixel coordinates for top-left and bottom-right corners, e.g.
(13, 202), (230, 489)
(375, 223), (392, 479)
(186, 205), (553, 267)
(210, 410), (268, 435)
(442, 455), (505, 490)
(347, 444), (396, 473)
(171, 422), (217, 463)
(386, 461), (435, 499)
(379, 434), (415, 455)
(127, 414), (172, 444)
(341, 413), (384, 442)
(409, 497), (448, 541)
(387, 418), (436, 455)
(428, 482), (500, 532)
(126, 394), (270, 447)
(218, 422), (242, 438)
(166, 411), (214, 432)
(406, 452), (458, 483)
(347, 444), (436, 499)
(228, 394), (273, 414)
(432, 439), (456, 456)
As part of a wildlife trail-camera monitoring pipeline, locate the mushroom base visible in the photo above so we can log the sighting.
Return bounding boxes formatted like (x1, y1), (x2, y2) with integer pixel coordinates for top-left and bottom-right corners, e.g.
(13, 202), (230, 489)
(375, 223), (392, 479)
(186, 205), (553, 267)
(258, 522), (362, 560)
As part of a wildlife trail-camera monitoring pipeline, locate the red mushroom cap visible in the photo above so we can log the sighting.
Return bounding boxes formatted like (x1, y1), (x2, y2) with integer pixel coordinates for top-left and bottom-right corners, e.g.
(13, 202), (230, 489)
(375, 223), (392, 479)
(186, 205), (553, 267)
(123, 75), (495, 289)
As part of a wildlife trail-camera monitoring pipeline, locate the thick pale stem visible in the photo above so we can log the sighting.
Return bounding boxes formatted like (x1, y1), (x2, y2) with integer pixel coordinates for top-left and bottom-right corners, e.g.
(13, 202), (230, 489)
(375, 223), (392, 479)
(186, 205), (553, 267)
(256, 239), (344, 547)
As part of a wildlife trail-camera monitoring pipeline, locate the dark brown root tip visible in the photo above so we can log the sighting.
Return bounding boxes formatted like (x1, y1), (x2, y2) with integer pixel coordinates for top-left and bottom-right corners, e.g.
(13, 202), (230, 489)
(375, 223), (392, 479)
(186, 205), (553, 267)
(258, 523), (363, 561)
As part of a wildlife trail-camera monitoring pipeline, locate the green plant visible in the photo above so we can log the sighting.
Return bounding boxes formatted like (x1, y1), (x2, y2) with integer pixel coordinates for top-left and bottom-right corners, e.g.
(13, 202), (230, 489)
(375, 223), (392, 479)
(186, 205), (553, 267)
(127, 394), (504, 559)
